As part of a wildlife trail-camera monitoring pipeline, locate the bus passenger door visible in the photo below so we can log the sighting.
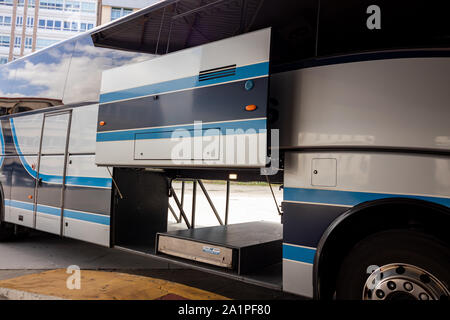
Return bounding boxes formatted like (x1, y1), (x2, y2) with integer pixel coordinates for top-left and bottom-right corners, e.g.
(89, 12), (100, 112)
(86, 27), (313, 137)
(34, 111), (71, 235)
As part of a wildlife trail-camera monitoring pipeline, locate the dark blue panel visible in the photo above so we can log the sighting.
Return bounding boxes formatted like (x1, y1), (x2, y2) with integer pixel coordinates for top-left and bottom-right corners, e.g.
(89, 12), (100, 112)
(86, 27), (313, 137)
(64, 185), (111, 216)
(282, 201), (348, 248)
(97, 118), (266, 142)
(6, 156), (36, 204)
(97, 77), (268, 132)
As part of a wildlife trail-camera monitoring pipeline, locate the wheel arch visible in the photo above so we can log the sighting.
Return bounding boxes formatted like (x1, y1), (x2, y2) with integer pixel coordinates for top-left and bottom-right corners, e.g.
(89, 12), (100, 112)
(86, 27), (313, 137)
(313, 197), (450, 299)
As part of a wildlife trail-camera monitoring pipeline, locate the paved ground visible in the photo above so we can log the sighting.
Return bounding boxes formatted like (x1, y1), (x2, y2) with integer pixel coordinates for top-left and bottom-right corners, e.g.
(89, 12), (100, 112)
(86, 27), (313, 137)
(0, 184), (300, 300)
(0, 269), (229, 300)
(0, 231), (300, 300)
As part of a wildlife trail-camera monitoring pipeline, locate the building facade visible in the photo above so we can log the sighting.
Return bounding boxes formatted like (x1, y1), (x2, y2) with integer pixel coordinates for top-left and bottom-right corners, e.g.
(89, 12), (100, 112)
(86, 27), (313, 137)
(97, 0), (156, 25)
(0, 0), (98, 64)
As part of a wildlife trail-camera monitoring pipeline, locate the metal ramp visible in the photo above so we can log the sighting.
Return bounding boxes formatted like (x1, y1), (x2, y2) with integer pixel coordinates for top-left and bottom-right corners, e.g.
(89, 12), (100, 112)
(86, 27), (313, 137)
(156, 221), (282, 275)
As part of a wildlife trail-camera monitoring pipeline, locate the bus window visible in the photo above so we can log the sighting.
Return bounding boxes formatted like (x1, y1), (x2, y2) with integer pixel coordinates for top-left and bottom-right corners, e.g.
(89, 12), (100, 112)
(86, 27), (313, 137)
(7, 40), (74, 108)
(317, 0), (450, 57)
(0, 63), (17, 99)
(62, 35), (153, 105)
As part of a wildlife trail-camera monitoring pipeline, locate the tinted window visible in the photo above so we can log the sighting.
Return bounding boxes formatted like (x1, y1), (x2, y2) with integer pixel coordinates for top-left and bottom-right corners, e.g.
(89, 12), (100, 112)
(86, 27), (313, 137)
(0, 34), (152, 112)
(62, 35), (152, 105)
(10, 40), (74, 104)
(317, 0), (450, 56)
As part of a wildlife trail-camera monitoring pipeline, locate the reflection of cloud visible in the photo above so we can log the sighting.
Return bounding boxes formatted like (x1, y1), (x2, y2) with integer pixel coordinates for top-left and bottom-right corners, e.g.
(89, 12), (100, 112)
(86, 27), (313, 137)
(0, 40), (153, 103)
(63, 44), (152, 103)
(14, 59), (71, 99)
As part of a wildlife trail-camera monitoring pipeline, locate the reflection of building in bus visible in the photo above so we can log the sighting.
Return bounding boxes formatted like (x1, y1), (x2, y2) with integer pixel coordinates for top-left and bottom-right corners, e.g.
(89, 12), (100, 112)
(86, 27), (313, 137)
(97, 0), (156, 25)
(0, 0), (98, 64)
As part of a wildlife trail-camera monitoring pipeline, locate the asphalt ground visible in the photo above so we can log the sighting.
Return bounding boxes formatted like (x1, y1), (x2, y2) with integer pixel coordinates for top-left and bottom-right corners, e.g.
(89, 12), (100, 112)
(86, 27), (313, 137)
(0, 231), (301, 300)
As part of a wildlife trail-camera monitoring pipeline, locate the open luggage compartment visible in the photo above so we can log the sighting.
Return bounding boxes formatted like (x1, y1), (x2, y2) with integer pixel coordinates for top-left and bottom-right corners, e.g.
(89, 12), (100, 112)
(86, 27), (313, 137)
(112, 168), (169, 251)
(112, 170), (283, 289)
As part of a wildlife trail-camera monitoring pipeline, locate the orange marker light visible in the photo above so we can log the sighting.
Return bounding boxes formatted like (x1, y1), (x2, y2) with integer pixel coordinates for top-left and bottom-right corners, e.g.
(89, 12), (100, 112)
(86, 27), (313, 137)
(28, 195), (33, 199)
(245, 104), (257, 111)
(99, 121), (105, 126)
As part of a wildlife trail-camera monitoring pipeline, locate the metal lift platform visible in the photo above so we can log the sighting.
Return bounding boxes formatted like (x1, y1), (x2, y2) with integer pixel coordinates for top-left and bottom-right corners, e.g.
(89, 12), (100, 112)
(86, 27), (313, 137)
(156, 221), (282, 275)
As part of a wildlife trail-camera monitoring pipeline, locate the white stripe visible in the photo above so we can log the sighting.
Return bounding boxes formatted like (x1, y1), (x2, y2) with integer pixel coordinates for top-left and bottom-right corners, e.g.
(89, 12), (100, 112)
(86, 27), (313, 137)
(282, 199), (353, 207)
(283, 242), (317, 251)
(97, 117), (267, 134)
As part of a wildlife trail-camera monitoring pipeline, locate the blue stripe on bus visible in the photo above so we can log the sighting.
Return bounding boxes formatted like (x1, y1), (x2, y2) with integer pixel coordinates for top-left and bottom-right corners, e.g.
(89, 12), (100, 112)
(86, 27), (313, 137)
(36, 204), (60, 216)
(283, 243), (316, 264)
(5, 199), (34, 211)
(63, 209), (110, 225)
(10, 119), (38, 179)
(284, 187), (450, 208)
(0, 121), (4, 168)
(96, 118), (267, 142)
(99, 62), (269, 104)
(10, 119), (112, 188)
(4, 199), (110, 226)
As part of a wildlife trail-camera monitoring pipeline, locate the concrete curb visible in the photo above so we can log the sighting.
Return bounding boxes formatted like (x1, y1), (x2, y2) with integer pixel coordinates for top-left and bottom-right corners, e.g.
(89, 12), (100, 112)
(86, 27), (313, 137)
(0, 287), (65, 300)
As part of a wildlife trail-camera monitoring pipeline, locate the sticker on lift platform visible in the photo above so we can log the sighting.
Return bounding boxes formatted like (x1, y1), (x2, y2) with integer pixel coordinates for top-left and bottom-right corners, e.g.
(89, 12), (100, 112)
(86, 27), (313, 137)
(202, 246), (221, 255)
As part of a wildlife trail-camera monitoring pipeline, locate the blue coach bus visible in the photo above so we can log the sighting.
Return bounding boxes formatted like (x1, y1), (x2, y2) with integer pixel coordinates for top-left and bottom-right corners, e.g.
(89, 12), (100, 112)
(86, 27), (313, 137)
(0, 0), (449, 300)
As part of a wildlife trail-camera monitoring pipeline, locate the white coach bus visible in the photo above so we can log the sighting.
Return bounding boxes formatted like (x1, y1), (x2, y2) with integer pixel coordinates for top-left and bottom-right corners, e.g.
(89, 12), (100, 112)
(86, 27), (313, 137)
(0, 0), (449, 300)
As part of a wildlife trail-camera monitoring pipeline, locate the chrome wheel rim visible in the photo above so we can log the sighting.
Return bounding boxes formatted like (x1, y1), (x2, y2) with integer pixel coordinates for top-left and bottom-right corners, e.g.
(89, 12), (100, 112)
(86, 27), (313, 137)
(363, 263), (450, 300)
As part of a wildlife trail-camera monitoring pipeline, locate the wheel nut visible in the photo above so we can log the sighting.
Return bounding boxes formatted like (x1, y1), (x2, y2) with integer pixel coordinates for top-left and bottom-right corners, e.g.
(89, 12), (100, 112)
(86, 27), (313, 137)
(387, 281), (396, 290)
(403, 282), (413, 291)
(396, 266), (405, 274)
(419, 293), (429, 300)
(376, 289), (385, 299)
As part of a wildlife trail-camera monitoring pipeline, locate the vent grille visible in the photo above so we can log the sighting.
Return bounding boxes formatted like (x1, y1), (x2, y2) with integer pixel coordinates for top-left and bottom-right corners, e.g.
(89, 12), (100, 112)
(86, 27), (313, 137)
(199, 64), (236, 82)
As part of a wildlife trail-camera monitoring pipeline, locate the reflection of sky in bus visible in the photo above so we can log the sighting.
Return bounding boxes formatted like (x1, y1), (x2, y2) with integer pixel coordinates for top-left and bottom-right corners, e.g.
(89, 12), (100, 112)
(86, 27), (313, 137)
(0, 35), (152, 104)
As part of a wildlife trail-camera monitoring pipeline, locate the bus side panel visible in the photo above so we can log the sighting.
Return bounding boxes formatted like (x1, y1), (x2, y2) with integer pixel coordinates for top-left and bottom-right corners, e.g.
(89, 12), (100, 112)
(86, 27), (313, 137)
(6, 115), (41, 228)
(272, 58), (450, 151)
(63, 155), (112, 246)
(282, 151), (450, 297)
(272, 59), (450, 297)
(0, 120), (11, 223)
(3, 105), (112, 247)
(63, 105), (112, 246)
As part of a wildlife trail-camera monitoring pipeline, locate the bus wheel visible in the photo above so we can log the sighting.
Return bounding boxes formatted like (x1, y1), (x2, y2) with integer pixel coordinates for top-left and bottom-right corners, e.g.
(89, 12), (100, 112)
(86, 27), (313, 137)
(335, 230), (450, 300)
(0, 223), (14, 241)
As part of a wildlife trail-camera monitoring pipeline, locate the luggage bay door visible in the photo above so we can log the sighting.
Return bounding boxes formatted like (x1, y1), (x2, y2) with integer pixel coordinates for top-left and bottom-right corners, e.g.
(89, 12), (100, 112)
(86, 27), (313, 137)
(34, 111), (71, 235)
(96, 28), (272, 169)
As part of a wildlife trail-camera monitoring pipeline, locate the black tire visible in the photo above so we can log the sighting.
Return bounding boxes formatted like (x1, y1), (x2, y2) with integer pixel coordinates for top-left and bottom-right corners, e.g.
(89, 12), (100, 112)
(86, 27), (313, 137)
(336, 229), (450, 300)
(0, 222), (14, 241)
